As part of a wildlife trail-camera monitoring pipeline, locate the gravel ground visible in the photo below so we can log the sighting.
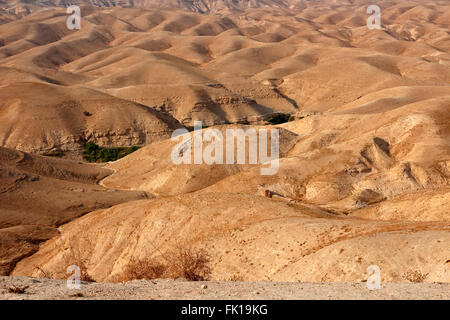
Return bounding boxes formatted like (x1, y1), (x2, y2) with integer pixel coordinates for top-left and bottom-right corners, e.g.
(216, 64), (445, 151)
(0, 277), (448, 300)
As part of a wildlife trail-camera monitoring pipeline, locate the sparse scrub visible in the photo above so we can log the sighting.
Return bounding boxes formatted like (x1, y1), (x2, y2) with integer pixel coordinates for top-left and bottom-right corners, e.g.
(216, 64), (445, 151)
(229, 274), (244, 281)
(69, 292), (84, 298)
(165, 246), (211, 281)
(7, 284), (29, 294)
(119, 246), (211, 282)
(404, 270), (428, 283)
(77, 263), (96, 282)
(35, 266), (53, 278)
(119, 258), (166, 281)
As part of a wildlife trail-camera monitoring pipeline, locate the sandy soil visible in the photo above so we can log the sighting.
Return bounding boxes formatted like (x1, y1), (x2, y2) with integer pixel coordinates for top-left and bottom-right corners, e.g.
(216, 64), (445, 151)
(0, 276), (448, 300)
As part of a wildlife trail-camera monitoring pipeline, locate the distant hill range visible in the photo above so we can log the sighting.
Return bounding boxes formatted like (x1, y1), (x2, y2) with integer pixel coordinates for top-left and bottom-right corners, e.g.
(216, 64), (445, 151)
(0, 0), (294, 13)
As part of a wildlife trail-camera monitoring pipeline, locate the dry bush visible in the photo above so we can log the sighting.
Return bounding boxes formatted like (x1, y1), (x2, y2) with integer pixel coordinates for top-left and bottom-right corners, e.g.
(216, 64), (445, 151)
(60, 241), (96, 282)
(119, 258), (166, 281)
(404, 270), (428, 283)
(7, 284), (29, 294)
(229, 274), (244, 281)
(35, 266), (53, 278)
(165, 246), (211, 281)
(77, 264), (96, 282)
(1, 279), (29, 294)
(119, 246), (211, 282)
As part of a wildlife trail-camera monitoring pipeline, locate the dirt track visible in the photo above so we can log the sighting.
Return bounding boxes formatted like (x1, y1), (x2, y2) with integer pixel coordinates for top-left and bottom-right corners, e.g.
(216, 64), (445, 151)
(0, 277), (448, 300)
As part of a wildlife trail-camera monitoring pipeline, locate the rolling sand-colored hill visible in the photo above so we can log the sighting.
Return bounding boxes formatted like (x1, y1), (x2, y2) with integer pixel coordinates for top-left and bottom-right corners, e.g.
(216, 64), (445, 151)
(0, 147), (146, 275)
(0, 82), (182, 157)
(16, 86), (449, 282)
(1, 0), (449, 289)
(12, 192), (450, 283)
(1, 0), (448, 156)
(100, 124), (299, 195)
(1, 0), (291, 14)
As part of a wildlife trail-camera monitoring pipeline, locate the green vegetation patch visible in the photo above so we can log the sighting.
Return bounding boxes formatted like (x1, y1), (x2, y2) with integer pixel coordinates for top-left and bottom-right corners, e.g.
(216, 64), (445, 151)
(265, 113), (291, 125)
(43, 150), (65, 157)
(83, 142), (141, 163)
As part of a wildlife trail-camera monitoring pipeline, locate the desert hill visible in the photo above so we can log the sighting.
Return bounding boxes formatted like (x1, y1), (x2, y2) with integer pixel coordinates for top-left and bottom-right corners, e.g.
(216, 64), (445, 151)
(1, 0), (291, 14)
(98, 84), (450, 221)
(0, 82), (182, 157)
(13, 84), (450, 282)
(1, 0), (449, 286)
(12, 192), (450, 283)
(0, 146), (146, 275)
(203, 90), (450, 217)
(1, 1), (449, 156)
(100, 124), (299, 195)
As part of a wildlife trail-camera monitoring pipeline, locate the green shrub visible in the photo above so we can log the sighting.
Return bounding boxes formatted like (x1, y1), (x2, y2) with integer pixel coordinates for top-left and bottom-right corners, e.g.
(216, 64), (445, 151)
(185, 124), (210, 131)
(83, 142), (140, 163)
(265, 113), (291, 124)
(43, 150), (64, 157)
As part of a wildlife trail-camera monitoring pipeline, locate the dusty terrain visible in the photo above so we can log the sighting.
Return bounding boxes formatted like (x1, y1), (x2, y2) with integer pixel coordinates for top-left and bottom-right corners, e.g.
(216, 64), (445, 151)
(0, 0), (449, 299)
(1, 276), (449, 300)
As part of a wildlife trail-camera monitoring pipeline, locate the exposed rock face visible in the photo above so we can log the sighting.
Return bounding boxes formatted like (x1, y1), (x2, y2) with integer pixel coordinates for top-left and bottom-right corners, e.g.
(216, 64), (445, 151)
(0, 83), (183, 158)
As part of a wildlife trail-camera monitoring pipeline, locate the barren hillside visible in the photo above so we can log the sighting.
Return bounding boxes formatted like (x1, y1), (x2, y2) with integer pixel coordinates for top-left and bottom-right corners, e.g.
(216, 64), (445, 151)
(0, 0), (449, 289)
(0, 147), (146, 275)
(1, 0), (448, 156)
